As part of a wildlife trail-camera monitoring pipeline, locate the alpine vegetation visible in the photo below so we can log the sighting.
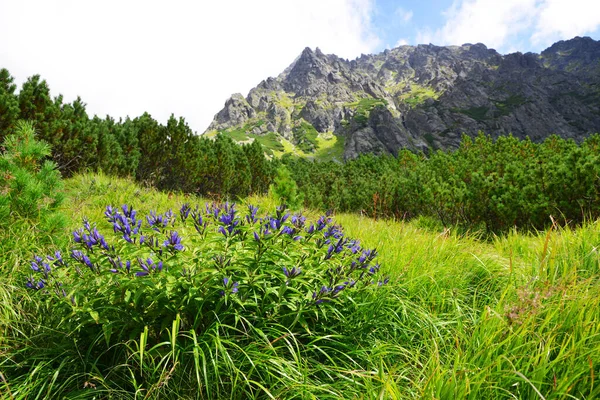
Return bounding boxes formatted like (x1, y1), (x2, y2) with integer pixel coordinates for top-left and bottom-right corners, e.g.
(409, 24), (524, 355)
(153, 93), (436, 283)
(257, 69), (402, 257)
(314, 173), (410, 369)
(18, 200), (392, 397)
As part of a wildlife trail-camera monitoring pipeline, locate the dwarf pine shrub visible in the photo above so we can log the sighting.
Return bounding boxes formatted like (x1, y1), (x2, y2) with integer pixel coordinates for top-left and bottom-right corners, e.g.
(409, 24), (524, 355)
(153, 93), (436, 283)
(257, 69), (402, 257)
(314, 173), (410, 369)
(21, 201), (390, 396)
(269, 165), (303, 210)
(0, 121), (66, 237)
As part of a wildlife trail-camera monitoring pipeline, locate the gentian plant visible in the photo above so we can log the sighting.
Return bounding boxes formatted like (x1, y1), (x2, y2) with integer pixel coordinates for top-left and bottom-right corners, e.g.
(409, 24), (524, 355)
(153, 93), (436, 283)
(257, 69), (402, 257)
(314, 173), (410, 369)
(24, 201), (390, 350)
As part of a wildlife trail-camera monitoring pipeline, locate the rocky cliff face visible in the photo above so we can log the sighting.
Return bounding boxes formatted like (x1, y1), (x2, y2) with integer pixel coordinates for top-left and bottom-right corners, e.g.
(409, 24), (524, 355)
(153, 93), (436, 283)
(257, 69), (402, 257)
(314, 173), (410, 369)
(206, 36), (600, 160)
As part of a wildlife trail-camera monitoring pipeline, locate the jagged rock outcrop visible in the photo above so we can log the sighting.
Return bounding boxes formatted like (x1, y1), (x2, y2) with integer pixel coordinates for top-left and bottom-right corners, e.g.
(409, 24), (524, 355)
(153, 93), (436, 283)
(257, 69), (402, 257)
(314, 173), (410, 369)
(207, 93), (256, 131)
(205, 37), (600, 160)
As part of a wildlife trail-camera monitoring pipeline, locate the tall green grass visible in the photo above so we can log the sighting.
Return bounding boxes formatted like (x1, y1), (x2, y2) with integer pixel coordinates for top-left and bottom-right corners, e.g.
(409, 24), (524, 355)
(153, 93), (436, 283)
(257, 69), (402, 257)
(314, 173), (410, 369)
(1, 173), (599, 398)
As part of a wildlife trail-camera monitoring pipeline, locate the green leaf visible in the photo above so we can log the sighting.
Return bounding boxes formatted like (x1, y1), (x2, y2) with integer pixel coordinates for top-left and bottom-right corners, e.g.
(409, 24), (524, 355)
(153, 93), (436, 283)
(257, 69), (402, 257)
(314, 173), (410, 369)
(89, 310), (100, 323)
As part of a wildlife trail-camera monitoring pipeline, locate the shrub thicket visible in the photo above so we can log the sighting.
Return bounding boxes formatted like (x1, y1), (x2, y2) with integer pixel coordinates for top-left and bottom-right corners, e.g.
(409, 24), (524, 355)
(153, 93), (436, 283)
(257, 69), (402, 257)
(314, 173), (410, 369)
(285, 133), (600, 232)
(3, 66), (600, 233)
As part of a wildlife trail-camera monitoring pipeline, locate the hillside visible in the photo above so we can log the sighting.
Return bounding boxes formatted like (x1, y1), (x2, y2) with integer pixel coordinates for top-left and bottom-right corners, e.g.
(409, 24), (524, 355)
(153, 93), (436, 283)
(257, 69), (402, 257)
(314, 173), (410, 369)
(2, 171), (600, 398)
(206, 36), (600, 159)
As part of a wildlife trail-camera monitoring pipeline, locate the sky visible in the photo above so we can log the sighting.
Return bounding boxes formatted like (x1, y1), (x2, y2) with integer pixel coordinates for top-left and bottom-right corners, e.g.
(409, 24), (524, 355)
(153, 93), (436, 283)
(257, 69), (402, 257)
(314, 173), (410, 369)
(1, 0), (599, 133)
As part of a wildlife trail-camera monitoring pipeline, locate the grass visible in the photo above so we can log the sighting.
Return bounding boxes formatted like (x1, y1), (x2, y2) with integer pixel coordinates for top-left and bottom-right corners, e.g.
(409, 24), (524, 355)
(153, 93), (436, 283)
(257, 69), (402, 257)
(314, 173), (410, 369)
(493, 95), (528, 117)
(314, 133), (345, 162)
(346, 97), (389, 126)
(453, 105), (490, 121)
(398, 84), (441, 107)
(2, 173), (600, 398)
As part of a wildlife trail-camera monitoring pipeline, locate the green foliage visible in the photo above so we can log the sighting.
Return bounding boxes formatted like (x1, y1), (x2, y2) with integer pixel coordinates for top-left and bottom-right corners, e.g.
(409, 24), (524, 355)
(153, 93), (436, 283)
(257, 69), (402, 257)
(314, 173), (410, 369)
(283, 132), (600, 233)
(452, 105), (490, 121)
(2, 175), (600, 398)
(254, 132), (284, 153)
(292, 121), (319, 153)
(4, 65), (600, 235)
(0, 68), (20, 142)
(0, 121), (66, 238)
(350, 97), (389, 126)
(15, 199), (389, 397)
(314, 133), (345, 162)
(398, 84), (440, 107)
(269, 165), (303, 210)
(493, 94), (528, 116)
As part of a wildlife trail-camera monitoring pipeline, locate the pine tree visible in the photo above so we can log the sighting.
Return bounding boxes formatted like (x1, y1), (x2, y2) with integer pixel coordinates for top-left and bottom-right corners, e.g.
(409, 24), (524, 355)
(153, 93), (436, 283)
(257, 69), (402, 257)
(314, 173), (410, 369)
(244, 140), (273, 194)
(113, 117), (141, 176)
(0, 68), (20, 142)
(135, 113), (166, 186)
(270, 165), (303, 210)
(54, 97), (95, 175)
(0, 121), (66, 238)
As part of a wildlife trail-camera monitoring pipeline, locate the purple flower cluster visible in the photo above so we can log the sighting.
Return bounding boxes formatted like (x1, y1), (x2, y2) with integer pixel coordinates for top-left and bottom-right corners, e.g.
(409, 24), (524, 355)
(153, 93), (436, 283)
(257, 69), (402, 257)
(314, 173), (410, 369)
(73, 220), (109, 251)
(220, 277), (239, 296)
(105, 205), (142, 243)
(217, 203), (240, 237)
(146, 209), (175, 231)
(246, 205), (259, 224)
(179, 203), (192, 222)
(136, 257), (163, 277)
(283, 266), (301, 279)
(26, 252), (68, 298)
(27, 255), (51, 290)
(256, 205), (290, 237)
(191, 207), (208, 235)
(164, 231), (184, 251)
(71, 249), (95, 272)
(305, 215), (332, 235)
(108, 256), (131, 274)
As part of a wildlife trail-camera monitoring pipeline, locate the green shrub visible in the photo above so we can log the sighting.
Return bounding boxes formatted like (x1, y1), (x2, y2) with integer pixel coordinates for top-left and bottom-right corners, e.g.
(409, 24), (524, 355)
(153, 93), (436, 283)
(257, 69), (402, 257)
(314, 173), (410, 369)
(19, 201), (390, 396)
(0, 121), (66, 238)
(269, 165), (303, 210)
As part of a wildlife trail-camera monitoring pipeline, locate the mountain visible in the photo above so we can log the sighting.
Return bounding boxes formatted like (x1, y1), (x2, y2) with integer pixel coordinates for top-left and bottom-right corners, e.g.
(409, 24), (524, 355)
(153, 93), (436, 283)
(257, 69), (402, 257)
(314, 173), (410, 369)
(205, 36), (600, 160)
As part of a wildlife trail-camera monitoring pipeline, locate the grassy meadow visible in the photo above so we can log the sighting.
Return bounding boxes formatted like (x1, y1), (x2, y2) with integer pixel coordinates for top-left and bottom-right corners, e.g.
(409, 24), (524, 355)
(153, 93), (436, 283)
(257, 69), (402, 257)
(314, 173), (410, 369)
(1, 172), (600, 399)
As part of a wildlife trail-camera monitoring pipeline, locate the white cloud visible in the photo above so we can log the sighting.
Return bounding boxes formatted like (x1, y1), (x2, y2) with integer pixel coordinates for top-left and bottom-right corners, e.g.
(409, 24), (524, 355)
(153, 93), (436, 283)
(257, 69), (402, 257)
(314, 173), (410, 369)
(416, 0), (538, 50)
(395, 7), (413, 23)
(0, 0), (380, 132)
(395, 38), (409, 47)
(531, 0), (600, 46)
(415, 0), (600, 53)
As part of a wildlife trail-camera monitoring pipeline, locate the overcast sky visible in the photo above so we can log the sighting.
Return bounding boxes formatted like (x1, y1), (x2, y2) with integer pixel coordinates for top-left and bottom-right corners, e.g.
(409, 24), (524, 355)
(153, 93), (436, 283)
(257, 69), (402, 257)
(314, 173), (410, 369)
(1, 0), (599, 133)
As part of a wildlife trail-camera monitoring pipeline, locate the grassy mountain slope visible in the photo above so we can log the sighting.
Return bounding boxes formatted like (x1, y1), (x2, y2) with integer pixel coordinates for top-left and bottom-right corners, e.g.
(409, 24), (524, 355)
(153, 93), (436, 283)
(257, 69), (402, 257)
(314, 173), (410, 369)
(1, 173), (600, 398)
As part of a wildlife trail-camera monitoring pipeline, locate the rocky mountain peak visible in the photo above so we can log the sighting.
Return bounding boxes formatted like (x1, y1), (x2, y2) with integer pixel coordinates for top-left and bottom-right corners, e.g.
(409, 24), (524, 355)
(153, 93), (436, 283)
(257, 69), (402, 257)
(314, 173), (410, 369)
(541, 36), (600, 75)
(206, 37), (600, 160)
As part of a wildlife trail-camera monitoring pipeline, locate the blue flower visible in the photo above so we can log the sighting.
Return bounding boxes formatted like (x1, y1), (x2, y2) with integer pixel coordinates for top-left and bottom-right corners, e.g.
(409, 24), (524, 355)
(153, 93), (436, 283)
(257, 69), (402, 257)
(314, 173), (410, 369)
(30, 257), (41, 272)
(246, 205), (259, 224)
(122, 204), (137, 220)
(105, 205), (117, 222)
(164, 231), (184, 251)
(291, 214), (306, 228)
(332, 284), (346, 295)
(192, 211), (208, 235)
(221, 277), (239, 296)
(283, 266), (301, 279)
(71, 250), (94, 271)
(25, 276), (45, 290)
(378, 277), (390, 286)
(108, 256), (132, 274)
(147, 210), (174, 231)
(136, 257), (163, 276)
(73, 228), (84, 243)
(47, 250), (64, 266)
(179, 203), (191, 221)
